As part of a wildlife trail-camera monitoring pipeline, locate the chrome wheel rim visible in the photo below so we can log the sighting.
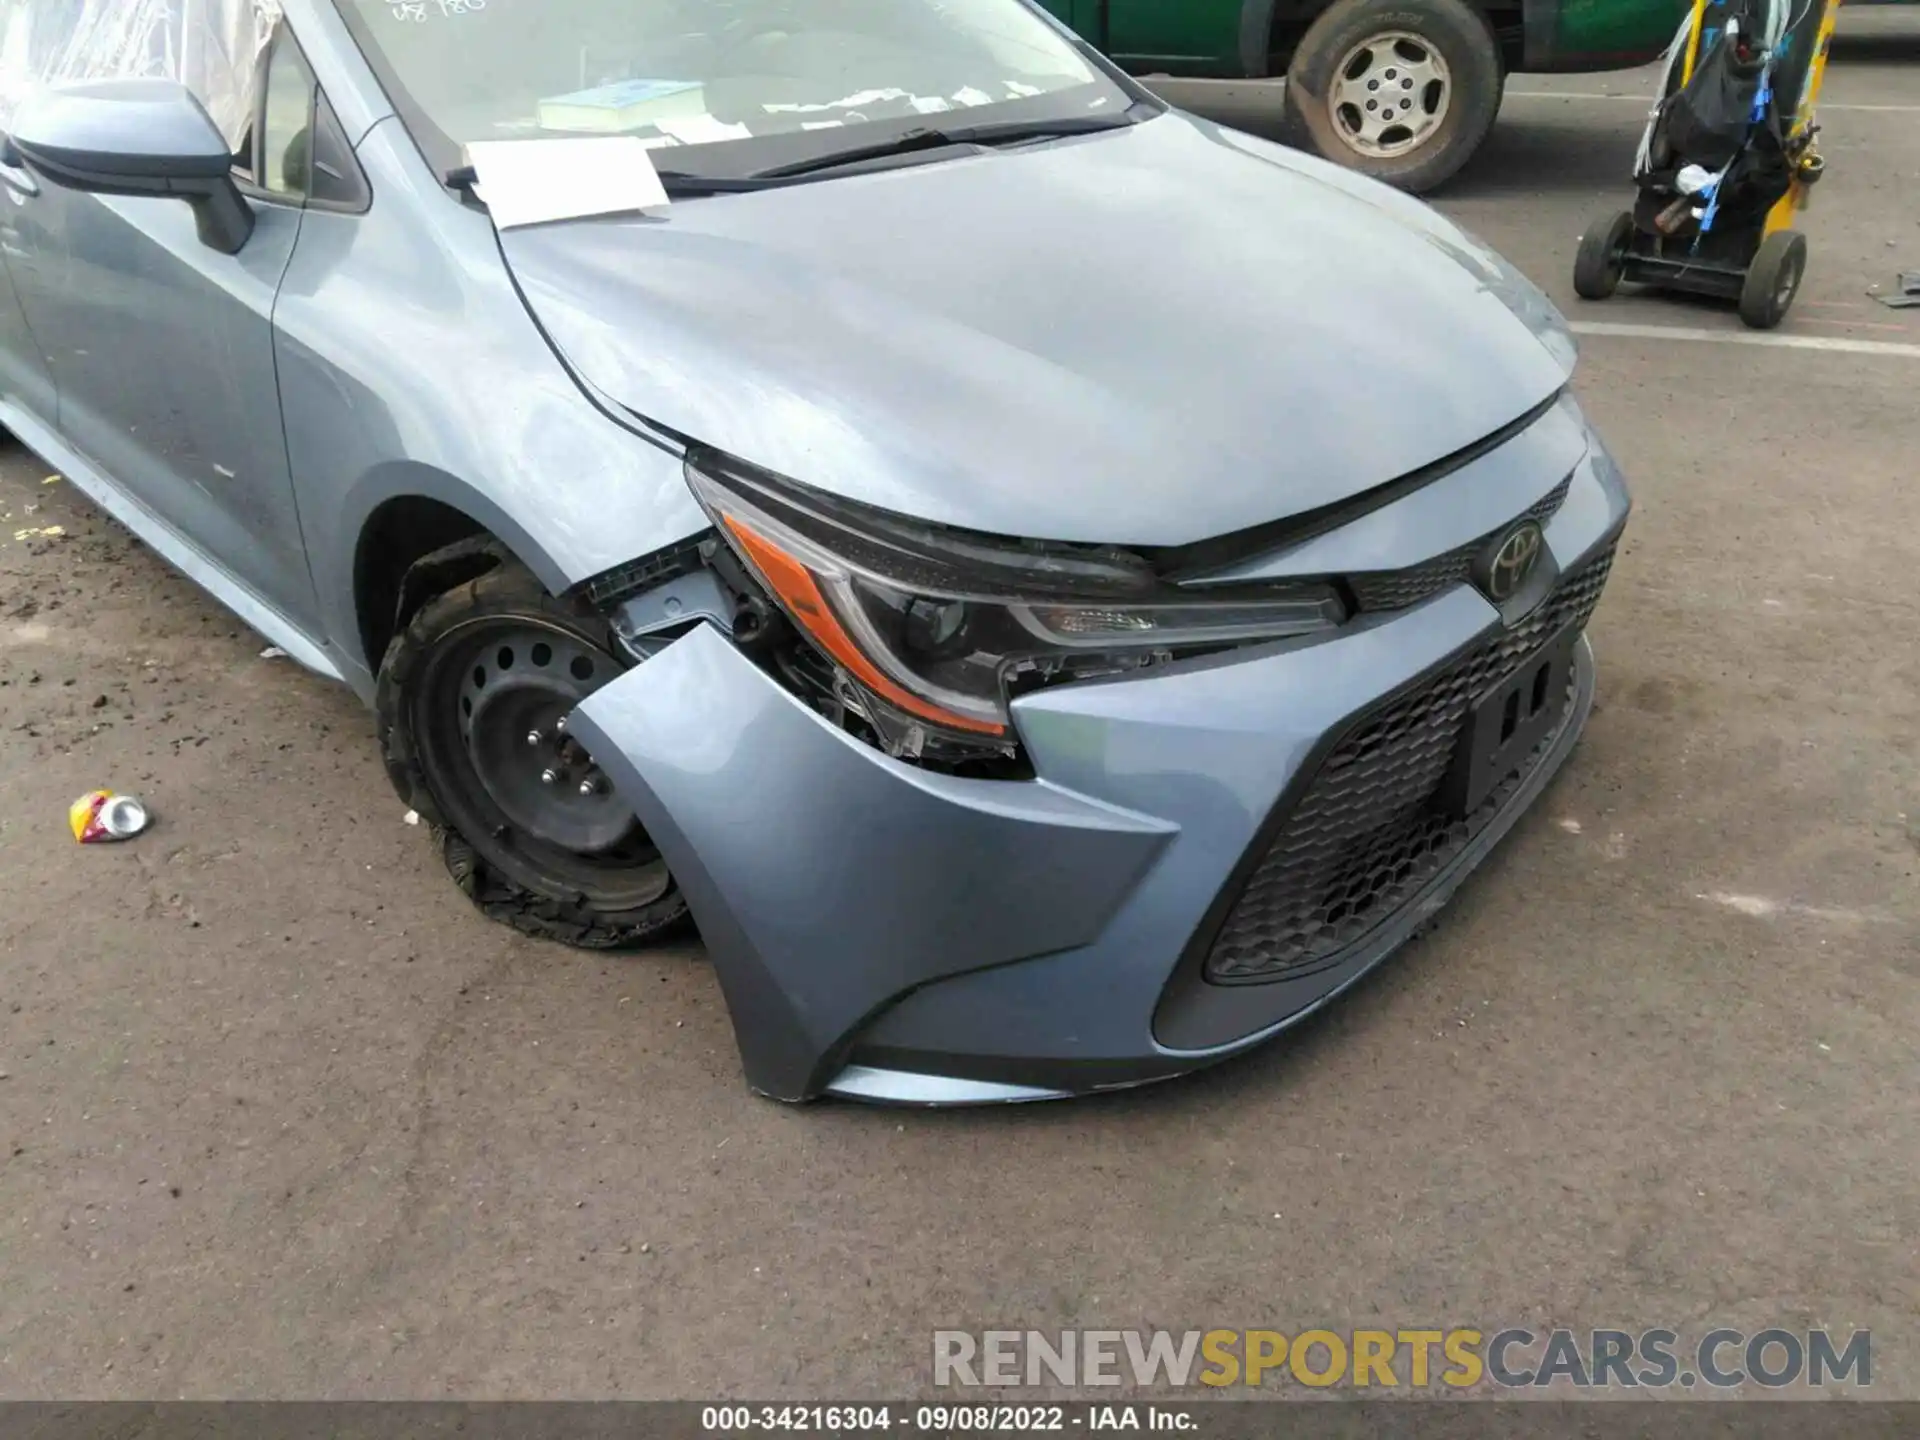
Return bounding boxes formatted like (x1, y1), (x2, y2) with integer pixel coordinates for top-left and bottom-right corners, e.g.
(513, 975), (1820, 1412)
(1328, 31), (1452, 158)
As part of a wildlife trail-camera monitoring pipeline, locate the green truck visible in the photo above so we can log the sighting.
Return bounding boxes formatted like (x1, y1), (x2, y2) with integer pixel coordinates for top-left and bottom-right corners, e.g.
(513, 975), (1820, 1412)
(1037, 0), (1685, 191)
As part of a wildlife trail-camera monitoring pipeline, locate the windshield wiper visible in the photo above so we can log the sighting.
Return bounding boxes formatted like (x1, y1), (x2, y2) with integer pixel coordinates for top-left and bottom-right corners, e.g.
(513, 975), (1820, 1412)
(742, 105), (1148, 182)
(446, 103), (1150, 202)
(650, 171), (788, 196)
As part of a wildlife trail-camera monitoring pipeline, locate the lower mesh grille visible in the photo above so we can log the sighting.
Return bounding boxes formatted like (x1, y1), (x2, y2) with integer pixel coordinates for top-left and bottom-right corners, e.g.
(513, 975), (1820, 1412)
(1203, 540), (1617, 984)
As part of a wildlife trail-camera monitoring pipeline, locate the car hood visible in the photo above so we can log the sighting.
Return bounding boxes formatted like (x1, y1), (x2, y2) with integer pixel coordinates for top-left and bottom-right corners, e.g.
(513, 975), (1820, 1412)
(498, 111), (1573, 547)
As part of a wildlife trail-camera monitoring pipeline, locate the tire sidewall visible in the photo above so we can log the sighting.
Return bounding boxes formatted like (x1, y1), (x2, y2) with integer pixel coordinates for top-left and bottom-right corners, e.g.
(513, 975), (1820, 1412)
(1573, 209), (1633, 300)
(1283, 0), (1503, 193)
(1739, 231), (1806, 330)
(376, 558), (686, 945)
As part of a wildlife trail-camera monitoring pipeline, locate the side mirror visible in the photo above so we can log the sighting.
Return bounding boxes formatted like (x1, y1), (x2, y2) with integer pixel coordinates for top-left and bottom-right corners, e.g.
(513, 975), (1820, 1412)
(7, 78), (253, 254)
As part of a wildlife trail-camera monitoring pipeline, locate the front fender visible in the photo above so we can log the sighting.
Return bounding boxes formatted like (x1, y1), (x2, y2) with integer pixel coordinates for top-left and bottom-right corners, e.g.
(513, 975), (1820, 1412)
(273, 121), (712, 695)
(306, 451), (707, 697)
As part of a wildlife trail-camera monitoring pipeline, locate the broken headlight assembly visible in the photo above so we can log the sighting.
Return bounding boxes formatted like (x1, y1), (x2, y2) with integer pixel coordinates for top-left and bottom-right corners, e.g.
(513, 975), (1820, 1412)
(685, 450), (1346, 762)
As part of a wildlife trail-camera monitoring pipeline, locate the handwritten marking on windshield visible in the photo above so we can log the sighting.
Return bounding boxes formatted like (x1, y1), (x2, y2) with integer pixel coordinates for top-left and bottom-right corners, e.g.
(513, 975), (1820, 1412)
(388, 0), (485, 20)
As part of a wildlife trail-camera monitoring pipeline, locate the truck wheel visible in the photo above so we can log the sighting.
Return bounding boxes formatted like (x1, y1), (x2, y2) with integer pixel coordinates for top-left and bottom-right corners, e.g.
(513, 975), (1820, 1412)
(1280, 0), (1503, 194)
(377, 541), (689, 950)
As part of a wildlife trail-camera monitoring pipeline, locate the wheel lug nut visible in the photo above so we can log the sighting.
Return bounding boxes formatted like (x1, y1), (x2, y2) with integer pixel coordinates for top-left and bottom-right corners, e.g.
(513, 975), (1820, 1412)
(578, 776), (602, 797)
(541, 767), (563, 786)
(526, 729), (544, 747)
(555, 715), (568, 735)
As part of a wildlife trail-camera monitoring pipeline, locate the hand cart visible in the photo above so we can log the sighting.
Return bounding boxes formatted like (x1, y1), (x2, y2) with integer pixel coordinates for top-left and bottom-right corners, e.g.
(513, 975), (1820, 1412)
(1572, 0), (1841, 329)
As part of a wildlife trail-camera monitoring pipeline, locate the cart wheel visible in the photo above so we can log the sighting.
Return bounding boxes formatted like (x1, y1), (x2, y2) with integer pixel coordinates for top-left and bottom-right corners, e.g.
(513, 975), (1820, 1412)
(1572, 210), (1634, 301)
(1738, 230), (1807, 330)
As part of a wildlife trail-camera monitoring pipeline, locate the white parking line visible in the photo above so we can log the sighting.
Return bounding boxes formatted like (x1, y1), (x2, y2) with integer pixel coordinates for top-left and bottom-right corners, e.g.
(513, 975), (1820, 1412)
(1570, 320), (1920, 358)
(1505, 90), (1920, 114)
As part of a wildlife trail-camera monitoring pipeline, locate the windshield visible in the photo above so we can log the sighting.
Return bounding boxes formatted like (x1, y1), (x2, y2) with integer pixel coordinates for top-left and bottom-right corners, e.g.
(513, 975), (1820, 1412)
(339, 0), (1133, 176)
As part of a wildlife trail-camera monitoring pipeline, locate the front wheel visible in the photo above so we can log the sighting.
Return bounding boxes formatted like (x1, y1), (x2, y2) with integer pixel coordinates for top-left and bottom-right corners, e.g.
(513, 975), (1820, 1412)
(1279, 0), (1504, 194)
(377, 543), (688, 949)
(1572, 209), (1634, 301)
(1738, 229), (1807, 331)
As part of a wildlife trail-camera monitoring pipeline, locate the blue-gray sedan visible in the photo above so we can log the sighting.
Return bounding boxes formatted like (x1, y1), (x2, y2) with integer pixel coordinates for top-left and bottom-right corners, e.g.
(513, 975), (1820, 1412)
(0, 0), (1628, 1103)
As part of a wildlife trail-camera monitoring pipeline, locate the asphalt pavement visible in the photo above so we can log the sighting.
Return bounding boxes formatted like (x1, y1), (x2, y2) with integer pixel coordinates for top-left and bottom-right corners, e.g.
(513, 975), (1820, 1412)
(0, 9), (1915, 1400)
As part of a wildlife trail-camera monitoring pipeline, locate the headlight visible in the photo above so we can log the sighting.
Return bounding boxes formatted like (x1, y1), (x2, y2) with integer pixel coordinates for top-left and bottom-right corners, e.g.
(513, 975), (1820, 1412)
(685, 451), (1344, 747)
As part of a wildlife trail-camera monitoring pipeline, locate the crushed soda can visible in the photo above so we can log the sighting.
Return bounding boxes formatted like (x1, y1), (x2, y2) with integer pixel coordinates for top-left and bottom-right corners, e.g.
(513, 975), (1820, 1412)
(69, 790), (151, 844)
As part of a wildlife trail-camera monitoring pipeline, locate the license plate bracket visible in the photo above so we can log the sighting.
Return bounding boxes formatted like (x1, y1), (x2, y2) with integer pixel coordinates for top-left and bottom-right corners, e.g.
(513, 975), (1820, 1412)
(1442, 623), (1580, 818)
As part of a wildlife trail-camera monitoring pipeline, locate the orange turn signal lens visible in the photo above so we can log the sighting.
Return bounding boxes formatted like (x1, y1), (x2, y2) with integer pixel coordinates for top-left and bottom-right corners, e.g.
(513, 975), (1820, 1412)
(721, 515), (1006, 737)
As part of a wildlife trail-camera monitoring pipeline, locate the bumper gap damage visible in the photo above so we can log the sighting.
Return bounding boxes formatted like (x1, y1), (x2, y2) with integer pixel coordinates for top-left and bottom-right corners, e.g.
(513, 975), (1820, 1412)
(566, 625), (1176, 1103)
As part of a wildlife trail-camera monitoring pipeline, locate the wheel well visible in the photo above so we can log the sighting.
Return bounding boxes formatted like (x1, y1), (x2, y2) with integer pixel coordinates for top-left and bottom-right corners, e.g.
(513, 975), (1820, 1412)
(1485, 7), (1525, 72)
(353, 496), (493, 673)
(1263, 0), (1325, 70)
(1262, 0), (1522, 74)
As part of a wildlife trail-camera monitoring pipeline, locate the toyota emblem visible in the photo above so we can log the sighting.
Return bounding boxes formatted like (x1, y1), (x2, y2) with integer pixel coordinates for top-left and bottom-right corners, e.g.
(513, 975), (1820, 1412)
(1479, 521), (1545, 602)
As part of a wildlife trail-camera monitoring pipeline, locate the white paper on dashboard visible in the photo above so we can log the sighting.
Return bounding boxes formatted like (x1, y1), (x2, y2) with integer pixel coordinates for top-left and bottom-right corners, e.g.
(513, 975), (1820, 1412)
(466, 137), (670, 229)
(656, 113), (753, 144)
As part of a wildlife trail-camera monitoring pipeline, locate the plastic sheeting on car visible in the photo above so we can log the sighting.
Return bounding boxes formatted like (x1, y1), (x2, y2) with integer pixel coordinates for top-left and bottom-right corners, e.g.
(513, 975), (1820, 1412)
(0, 0), (280, 146)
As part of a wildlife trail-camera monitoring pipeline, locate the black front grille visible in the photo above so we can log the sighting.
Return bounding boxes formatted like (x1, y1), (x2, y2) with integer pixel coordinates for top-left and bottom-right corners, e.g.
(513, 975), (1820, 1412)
(1347, 474), (1572, 613)
(1204, 540), (1617, 984)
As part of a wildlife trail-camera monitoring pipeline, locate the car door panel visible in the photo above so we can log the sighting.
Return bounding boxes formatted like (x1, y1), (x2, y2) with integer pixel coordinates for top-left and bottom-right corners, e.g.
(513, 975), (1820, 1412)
(2, 184), (322, 632)
(0, 152), (57, 425)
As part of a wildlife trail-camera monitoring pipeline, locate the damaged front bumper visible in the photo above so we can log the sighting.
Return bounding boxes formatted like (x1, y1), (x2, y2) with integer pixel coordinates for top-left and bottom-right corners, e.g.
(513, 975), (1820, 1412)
(569, 433), (1631, 1106)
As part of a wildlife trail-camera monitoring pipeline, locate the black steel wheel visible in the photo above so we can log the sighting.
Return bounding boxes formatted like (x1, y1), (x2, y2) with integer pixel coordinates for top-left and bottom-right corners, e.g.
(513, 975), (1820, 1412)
(1573, 209), (1634, 302)
(1738, 229), (1807, 331)
(377, 542), (688, 949)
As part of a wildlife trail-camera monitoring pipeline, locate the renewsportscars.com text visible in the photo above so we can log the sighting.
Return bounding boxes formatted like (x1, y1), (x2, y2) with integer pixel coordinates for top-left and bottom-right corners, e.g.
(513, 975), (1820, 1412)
(933, 1327), (1872, 1391)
